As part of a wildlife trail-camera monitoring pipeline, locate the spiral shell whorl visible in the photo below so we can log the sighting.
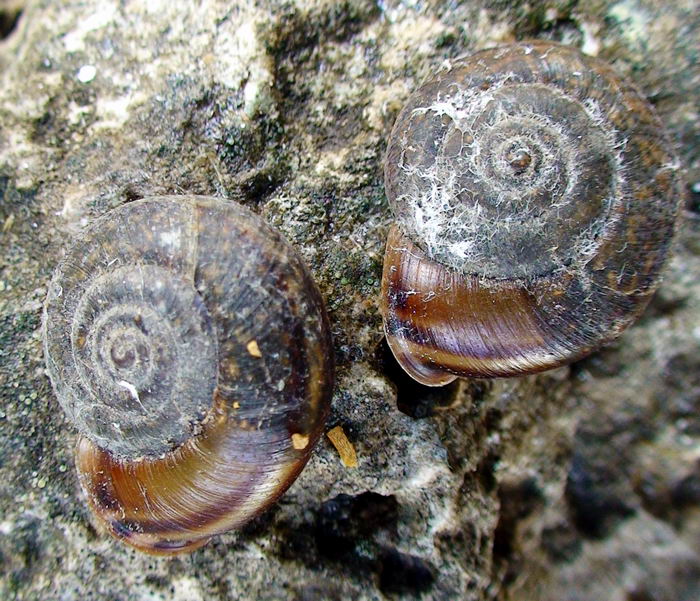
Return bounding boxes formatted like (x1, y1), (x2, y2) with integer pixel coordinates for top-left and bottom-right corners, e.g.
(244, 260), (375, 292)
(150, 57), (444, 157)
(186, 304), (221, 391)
(43, 196), (332, 457)
(44, 201), (220, 458)
(385, 41), (679, 283)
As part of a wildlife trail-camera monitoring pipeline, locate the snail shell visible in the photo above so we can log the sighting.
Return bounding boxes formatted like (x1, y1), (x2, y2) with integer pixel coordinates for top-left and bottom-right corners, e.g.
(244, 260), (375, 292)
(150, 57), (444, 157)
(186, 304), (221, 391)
(382, 41), (683, 385)
(43, 196), (334, 554)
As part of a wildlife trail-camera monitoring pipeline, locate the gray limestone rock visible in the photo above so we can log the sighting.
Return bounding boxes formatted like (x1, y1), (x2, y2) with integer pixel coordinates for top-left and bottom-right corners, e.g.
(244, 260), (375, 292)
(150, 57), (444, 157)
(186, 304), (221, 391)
(0, 1), (698, 600)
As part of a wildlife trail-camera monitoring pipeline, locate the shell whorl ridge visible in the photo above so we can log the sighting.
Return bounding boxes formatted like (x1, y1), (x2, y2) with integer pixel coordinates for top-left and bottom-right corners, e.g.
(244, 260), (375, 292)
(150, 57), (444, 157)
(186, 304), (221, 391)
(382, 41), (683, 384)
(43, 196), (334, 553)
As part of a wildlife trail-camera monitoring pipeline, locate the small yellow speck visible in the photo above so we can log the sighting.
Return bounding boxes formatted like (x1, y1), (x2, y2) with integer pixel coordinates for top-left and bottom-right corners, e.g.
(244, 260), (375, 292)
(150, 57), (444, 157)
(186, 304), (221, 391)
(247, 340), (262, 357)
(223, 358), (240, 378)
(291, 433), (309, 450)
(232, 401), (240, 409)
(2, 213), (14, 232)
(326, 425), (358, 468)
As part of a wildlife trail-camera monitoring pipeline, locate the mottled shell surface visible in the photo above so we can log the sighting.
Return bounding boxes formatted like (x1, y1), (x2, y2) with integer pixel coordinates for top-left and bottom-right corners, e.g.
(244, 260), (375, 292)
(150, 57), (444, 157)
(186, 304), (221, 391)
(43, 195), (334, 554)
(382, 41), (682, 385)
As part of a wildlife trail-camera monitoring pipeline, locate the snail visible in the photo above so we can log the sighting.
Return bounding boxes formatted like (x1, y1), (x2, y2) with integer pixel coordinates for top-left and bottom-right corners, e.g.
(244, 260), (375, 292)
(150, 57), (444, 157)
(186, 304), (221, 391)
(381, 41), (683, 386)
(43, 195), (334, 554)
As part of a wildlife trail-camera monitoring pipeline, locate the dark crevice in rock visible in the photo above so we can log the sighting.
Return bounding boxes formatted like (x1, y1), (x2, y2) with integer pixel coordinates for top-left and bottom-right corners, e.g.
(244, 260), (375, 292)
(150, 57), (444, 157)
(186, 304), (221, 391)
(565, 453), (636, 539)
(476, 450), (500, 494)
(0, 6), (21, 40)
(132, 82), (287, 206)
(239, 165), (285, 203)
(493, 478), (544, 559)
(378, 548), (435, 596)
(120, 185), (145, 204)
(315, 491), (399, 559)
(274, 491), (400, 570)
(483, 406), (503, 432)
(492, 478), (545, 586)
(274, 491), (419, 595)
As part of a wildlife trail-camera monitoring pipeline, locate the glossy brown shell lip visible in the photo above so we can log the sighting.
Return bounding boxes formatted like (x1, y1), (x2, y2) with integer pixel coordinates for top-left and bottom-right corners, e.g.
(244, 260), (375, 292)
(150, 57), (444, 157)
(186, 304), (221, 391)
(380, 226), (654, 385)
(75, 409), (315, 556)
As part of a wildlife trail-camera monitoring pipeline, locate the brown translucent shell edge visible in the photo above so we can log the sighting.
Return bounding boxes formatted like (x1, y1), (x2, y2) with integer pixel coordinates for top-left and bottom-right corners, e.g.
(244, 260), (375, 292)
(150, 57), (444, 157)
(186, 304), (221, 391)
(381, 224), (668, 384)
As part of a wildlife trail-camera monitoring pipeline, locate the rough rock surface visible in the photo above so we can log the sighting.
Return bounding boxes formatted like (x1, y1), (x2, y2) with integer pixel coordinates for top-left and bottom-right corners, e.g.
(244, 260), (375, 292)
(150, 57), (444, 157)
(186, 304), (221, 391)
(0, 1), (698, 600)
